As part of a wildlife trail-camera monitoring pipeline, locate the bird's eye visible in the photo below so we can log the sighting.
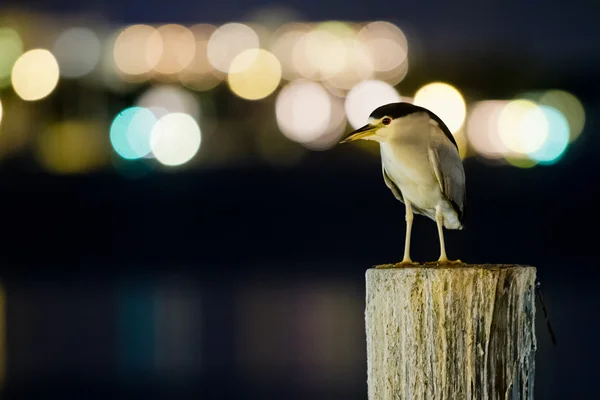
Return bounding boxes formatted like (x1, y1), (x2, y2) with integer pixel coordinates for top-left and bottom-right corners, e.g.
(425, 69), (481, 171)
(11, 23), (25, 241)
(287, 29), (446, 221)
(382, 117), (392, 125)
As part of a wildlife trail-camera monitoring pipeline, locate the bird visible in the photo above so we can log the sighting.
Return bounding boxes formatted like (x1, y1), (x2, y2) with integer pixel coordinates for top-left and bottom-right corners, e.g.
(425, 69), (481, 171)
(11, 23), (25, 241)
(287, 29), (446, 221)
(340, 102), (465, 265)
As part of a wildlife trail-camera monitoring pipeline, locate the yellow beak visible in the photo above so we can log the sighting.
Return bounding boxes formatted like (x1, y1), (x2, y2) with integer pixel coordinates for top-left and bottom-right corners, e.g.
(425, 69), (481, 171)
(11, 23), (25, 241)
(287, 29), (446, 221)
(340, 124), (377, 143)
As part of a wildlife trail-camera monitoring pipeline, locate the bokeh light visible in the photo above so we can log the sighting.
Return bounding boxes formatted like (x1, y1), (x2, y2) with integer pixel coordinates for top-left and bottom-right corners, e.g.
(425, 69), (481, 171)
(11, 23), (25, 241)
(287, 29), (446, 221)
(538, 90), (585, 142)
(154, 24), (196, 76)
(12, 49), (60, 101)
(150, 113), (202, 166)
(113, 24), (163, 76)
(136, 85), (201, 121)
(179, 24), (222, 91)
(325, 39), (373, 91)
(52, 27), (101, 78)
(276, 79), (332, 144)
(270, 24), (311, 81)
(36, 121), (108, 173)
(110, 107), (157, 159)
(497, 100), (548, 154)
(413, 82), (466, 133)
(207, 23), (259, 73)
(344, 79), (401, 129)
(294, 23), (351, 81)
(357, 21), (408, 85)
(528, 106), (570, 164)
(228, 49), (281, 100)
(466, 100), (510, 159)
(0, 28), (24, 88)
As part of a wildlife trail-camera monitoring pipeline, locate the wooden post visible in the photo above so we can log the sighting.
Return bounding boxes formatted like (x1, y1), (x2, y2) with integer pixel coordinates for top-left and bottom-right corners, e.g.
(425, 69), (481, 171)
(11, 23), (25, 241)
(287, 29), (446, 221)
(365, 264), (536, 400)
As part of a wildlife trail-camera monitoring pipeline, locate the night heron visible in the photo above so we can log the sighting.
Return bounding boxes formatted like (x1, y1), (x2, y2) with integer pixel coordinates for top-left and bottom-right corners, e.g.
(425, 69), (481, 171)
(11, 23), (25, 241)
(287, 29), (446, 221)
(341, 102), (465, 264)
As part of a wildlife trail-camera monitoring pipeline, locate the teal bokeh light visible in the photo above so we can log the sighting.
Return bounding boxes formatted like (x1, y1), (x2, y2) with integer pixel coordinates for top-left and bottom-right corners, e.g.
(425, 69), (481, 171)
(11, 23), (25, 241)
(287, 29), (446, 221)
(529, 106), (570, 165)
(110, 107), (156, 159)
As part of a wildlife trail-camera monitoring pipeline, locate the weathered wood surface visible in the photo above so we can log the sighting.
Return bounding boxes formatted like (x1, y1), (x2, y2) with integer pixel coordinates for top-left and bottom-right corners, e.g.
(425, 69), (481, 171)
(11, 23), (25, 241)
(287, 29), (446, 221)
(365, 264), (536, 400)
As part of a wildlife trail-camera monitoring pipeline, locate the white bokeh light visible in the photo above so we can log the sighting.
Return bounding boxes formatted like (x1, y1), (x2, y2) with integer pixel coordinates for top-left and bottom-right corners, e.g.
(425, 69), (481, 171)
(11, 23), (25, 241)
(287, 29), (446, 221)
(136, 85), (201, 121)
(344, 80), (401, 129)
(150, 113), (202, 166)
(276, 79), (332, 144)
(207, 23), (259, 73)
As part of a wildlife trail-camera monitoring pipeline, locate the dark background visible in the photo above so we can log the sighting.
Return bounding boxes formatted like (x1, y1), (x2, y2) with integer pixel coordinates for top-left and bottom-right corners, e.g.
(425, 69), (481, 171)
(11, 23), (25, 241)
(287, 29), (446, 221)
(0, 0), (599, 399)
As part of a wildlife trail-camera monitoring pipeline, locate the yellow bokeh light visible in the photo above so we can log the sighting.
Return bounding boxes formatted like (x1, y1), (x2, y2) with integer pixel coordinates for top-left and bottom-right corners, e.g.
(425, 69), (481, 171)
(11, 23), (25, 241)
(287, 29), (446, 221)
(0, 28), (24, 88)
(497, 100), (548, 154)
(539, 90), (585, 142)
(299, 28), (348, 80)
(275, 79), (332, 144)
(35, 121), (109, 173)
(150, 113), (202, 166)
(413, 82), (466, 133)
(228, 49), (281, 100)
(12, 49), (60, 101)
(207, 23), (259, 73)
(113, 24), (163, 76)
(344, 79), (401, 129)
(154, 24), (196, 75)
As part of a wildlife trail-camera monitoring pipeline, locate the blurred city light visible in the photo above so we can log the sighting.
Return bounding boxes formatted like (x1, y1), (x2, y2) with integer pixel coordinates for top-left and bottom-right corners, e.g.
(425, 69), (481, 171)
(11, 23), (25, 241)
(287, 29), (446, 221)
(344, 79), (401, 129)
(539, 90), (585, 142)
(0, 27), (23, 88)
(113, 24), (163, 77)
(153, 24), (196, 76)
(136, 84), (201, 121)
(52, 27), (101, 78)
(179, 24), (222, 91)
(270, 23), (311, 81)
(207, 23), (259, 73)
(228, 49), (281, 100)
(11, 49), (60, 101)
(413, 82), (466, 133)
(275, 79), (332, 144)
(35, 121), (108, 173)
(497, 99), (548, 155)
(528, 106), (570, 165)
(150, 113), (202, 166)
(295, 22), (351, 81)
(466, 100), (510, 159)
(110, 107), (157, 160)
(357, 21), (409, 85)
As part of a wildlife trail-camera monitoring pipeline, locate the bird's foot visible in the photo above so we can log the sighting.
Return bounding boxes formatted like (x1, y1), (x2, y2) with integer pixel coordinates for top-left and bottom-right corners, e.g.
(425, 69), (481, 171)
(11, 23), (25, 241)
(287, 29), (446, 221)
(437, 258), (463, 265)
(395, 258), (419, 267)
(423, 258), (463, 266)
(376, 258), (418, 269)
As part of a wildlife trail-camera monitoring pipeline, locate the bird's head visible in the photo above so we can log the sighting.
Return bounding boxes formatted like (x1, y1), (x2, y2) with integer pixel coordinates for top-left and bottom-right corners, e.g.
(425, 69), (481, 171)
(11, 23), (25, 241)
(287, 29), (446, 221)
(340, 102), (429, 144)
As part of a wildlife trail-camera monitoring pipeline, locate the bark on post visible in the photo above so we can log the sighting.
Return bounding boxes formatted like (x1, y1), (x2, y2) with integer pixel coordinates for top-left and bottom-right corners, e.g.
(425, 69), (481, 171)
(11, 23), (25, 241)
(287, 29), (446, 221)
(365, 264), (536, 400)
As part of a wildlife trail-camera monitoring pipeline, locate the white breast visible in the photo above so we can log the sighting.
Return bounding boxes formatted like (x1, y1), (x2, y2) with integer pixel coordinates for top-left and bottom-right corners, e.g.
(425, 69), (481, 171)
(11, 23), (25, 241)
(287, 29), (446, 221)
(379, 113), (445, 214)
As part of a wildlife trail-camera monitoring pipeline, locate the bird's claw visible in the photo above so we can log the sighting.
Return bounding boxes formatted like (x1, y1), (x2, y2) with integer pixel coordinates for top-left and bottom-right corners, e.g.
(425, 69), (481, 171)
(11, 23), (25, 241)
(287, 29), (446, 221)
(437, 258), (463, 265)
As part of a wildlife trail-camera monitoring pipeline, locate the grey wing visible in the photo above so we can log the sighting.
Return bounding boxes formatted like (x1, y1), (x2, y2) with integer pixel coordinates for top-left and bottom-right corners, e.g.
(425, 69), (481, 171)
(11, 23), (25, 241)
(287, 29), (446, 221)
(428, 127), (466, 223)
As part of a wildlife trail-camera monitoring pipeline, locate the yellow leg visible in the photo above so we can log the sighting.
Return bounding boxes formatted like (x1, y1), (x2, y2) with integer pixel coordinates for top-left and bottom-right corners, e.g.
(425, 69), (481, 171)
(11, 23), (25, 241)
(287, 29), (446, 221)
(398, 201), (418, 266)
(435, 207), (462, 264)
